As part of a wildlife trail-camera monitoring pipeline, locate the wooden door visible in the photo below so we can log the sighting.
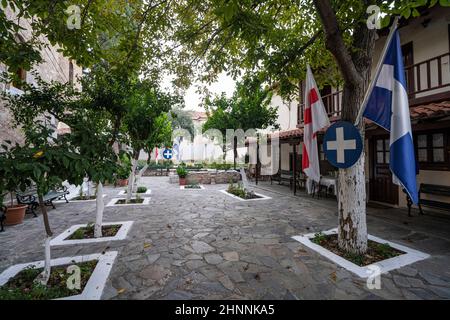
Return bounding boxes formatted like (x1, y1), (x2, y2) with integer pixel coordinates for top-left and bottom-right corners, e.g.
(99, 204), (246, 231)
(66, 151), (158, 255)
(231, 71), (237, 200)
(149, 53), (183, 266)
(369, 136), (399, 205)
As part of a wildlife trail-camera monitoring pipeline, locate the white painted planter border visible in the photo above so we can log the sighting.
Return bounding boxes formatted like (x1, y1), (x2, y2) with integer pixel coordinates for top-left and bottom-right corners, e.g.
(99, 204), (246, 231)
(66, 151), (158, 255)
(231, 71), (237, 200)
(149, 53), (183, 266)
(54, 193), (107, 203)
(106, 197), (151, 207)
(219, 189), (272, 201)
(180, 185), (205, 190)
(292, 228), (430, 278)
(0, 251), (118, 300)
(117, 189), (152, 196)
(50, 221), (134, 246)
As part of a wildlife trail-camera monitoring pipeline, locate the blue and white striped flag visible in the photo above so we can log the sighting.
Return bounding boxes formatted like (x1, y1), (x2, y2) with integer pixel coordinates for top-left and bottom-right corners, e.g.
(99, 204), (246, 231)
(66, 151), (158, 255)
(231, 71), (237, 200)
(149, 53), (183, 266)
(363, 30), (418, 204)
(173, 137), (181, 161)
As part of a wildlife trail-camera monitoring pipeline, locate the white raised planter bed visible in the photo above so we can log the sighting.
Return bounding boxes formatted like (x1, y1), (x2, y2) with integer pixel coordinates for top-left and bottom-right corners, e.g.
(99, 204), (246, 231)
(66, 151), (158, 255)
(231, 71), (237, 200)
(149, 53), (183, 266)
(117, 189), (152, 196)
(180, 185), (205, 190)
(292, 228), (430, 278)
(50, 221), (134, 246)
(0, 251), (118, 300)
(219, 189), (271, 201)
(106, 197), (151, 207)
(54, 193), (107, 203)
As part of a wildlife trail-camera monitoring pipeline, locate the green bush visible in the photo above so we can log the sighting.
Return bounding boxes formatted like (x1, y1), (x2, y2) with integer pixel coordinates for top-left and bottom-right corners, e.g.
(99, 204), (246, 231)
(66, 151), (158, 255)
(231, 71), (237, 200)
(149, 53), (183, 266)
(227, 182), (258, 199)
(176, 166), (188, 178)
(206, 162), (232, 170)
(137, 186), (147, 193)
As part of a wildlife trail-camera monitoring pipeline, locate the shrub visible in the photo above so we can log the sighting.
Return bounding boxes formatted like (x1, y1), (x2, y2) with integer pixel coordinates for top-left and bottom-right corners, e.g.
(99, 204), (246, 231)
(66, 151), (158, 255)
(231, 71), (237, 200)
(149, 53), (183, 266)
(137, 186), (147, 193)
(176, 166), (188, 178)
(227, 182), (258, 199)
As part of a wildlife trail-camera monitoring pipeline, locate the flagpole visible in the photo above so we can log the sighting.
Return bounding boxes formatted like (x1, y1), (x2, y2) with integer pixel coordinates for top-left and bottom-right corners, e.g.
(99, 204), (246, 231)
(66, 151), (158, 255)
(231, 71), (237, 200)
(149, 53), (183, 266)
(355, 16), (399, 127)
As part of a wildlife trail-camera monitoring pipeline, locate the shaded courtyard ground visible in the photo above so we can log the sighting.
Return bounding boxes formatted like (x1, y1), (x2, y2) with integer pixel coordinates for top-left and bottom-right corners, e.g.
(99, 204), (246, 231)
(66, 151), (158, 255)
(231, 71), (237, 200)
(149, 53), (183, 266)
(1, 176), (449, 300)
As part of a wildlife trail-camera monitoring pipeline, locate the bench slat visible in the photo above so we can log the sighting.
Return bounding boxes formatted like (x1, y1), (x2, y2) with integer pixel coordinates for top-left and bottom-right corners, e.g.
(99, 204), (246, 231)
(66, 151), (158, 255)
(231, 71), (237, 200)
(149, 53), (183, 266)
(420, 184), (450, 196)
(420, 199), (450, 209)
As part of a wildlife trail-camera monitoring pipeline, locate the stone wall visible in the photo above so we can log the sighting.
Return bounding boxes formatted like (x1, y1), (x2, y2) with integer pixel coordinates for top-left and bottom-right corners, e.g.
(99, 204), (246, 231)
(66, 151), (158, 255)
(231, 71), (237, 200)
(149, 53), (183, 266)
(169, 170), (241, 185)
(0, 6), (83, 145)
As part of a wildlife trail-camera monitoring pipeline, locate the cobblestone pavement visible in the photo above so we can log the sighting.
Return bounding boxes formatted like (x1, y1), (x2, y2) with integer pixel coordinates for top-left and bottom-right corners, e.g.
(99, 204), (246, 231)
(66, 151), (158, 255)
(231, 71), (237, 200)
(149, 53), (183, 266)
(1, 177), (450, 300)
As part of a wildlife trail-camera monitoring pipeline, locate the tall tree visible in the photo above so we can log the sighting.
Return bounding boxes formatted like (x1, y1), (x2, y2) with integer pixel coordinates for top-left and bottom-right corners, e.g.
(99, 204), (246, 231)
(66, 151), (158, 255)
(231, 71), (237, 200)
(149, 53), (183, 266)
(122, 80), (179, 202)
(203, 75), (278, 168)
(0, 0), (166, 74)
(163, 0), (448, 254)
(169, 107), (196, 138)
(0, 78), (121, 283)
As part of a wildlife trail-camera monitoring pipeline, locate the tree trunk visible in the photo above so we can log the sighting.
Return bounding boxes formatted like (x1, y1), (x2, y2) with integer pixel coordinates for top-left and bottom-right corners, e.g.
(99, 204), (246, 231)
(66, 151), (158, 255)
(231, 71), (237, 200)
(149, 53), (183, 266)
(94, 182), (104, 238)
(126, 155), (138, 203)
(313, 0), (375, 254)
(134, 164), (148, 193)
(233, 136), (238, 169)
(222, 141), (226, 163)
(337, 81), (370, 254)
(37, 194), (53, 285)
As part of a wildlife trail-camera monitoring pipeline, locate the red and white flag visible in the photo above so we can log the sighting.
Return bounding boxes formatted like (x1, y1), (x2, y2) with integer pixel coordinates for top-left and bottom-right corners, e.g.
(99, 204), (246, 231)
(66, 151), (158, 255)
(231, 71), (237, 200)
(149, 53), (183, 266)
(302, 65), (330, 192)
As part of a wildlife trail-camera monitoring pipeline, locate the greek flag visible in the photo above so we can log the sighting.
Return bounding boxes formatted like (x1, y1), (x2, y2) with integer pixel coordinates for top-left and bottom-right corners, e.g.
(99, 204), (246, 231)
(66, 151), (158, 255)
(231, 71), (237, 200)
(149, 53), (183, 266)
(173, 138), (181, 161)
(363, 30), (418, 204)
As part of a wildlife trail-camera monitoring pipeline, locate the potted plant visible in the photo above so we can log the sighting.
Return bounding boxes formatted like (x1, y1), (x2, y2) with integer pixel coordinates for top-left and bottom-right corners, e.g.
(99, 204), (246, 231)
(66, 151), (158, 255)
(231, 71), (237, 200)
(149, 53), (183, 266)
(0, 157), (31, 226)
(117, 176), (128, 187)
(177, 166), (188, 186)
(3, 192), (27, 225)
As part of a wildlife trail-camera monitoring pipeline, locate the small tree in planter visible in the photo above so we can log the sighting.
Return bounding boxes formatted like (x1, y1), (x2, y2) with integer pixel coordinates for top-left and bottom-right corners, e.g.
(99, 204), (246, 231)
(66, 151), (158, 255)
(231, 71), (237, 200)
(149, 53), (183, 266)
(1, 77), (126, 281)
(0, 128), (87, 284)
(65, 108), (127, 238)
(122, 80), (177, 203)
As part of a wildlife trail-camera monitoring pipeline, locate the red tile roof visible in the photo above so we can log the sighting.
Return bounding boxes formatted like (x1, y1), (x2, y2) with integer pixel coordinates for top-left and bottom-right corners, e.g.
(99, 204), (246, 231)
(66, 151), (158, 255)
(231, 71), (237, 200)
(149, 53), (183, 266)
(190, 111), (208, 121)
(271, 128), (304, 139)
(260, 101), (450, 142)
(410, 101), (450, 120)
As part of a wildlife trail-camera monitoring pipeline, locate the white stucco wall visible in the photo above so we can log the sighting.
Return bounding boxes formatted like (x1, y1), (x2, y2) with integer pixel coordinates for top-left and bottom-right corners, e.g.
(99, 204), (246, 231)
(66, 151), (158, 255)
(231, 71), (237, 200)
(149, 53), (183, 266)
(372, 8), (450, 97)
(271, 95), (299, 131)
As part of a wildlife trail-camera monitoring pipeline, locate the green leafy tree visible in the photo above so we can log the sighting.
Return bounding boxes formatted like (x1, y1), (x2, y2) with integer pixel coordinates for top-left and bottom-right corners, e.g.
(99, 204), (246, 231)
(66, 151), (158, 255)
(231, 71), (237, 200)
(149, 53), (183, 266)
(0, 0), (160, 74)
(0, 74), (130, 282)
(163, 0), (450, 255)
(122, 80), (179, 202)
(169, 107), (195, 138)
(203, 76), (278, 168)
(0, 114), (88, 285)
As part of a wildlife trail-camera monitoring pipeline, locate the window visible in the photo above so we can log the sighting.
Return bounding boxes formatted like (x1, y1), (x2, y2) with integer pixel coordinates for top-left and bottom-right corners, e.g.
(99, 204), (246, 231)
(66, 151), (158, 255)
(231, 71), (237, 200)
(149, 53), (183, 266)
(415, 131), (449, 170)
(376, 138), (390, 164)
(417, 134), (428, 162)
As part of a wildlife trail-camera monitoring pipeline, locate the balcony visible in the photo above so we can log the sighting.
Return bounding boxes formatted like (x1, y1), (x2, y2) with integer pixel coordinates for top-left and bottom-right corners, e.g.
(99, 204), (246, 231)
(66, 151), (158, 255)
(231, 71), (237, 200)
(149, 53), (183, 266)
(297, 52), (450, 125)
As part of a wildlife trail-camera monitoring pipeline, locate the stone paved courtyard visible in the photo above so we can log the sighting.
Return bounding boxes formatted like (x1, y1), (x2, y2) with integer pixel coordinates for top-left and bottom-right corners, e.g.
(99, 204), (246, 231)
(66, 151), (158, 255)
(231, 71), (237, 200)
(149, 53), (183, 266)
(1, 176), (450, 300)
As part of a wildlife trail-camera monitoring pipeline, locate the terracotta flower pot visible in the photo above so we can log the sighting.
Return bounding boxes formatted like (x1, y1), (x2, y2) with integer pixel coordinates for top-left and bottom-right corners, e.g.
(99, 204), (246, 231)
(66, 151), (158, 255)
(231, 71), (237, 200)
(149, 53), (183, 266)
(179, 177), (186, 186)
(5, 205), (27, 225)
(118, 179), (128, 187)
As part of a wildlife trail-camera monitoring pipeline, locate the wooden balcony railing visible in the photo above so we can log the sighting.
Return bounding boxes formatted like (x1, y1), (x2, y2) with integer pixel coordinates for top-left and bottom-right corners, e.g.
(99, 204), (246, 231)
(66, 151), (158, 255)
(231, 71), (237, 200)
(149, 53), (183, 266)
(297, 52), (450, 125)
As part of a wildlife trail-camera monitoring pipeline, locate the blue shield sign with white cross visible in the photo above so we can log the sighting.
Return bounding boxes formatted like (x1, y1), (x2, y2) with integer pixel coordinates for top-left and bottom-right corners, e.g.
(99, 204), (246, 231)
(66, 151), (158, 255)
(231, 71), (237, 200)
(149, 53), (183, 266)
(163, 148), (173, 160)
(323, 121), (363, 169)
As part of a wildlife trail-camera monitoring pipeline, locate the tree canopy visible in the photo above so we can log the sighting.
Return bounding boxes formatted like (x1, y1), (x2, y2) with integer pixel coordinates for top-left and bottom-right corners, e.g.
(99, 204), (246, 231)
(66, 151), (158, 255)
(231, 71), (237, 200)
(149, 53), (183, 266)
(203, 75), (278, 165)
(122, 80), (181, 159)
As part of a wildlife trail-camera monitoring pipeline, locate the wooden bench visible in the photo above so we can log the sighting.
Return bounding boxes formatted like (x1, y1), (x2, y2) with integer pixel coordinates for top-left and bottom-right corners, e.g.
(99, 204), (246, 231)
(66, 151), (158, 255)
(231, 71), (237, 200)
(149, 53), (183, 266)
(271, 170), (306, 190)
(270, 170), (292, 186)
(416, 184), (450, 216)
(16, 187), (69, 217)
(406, 184), (450, 216)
